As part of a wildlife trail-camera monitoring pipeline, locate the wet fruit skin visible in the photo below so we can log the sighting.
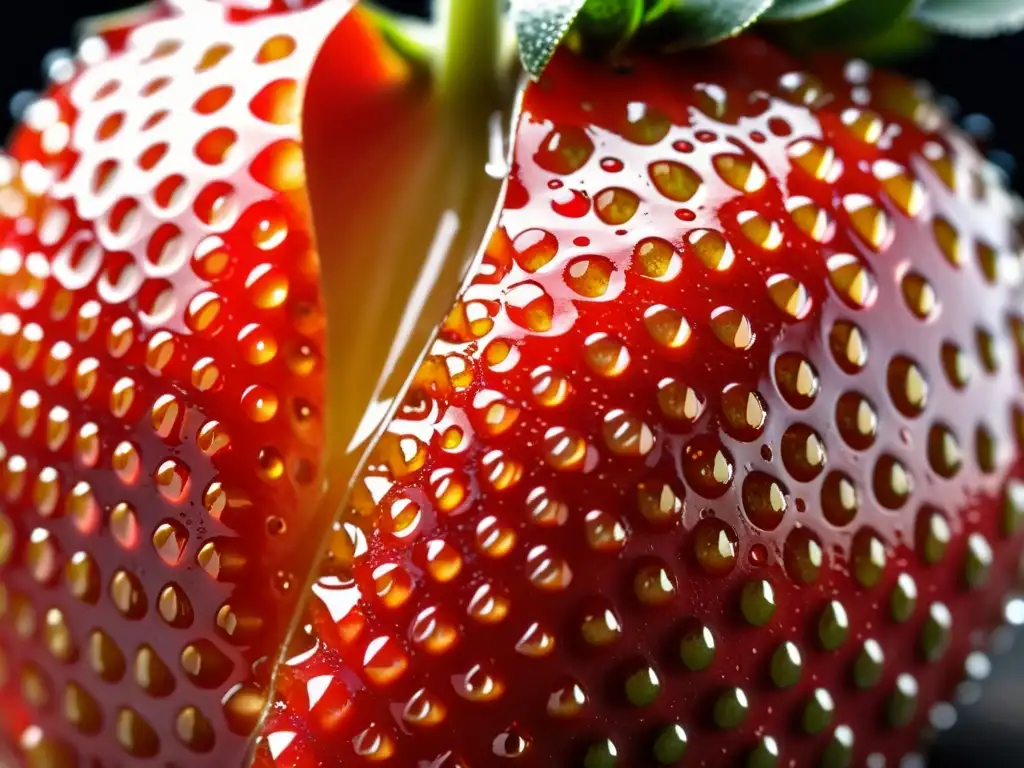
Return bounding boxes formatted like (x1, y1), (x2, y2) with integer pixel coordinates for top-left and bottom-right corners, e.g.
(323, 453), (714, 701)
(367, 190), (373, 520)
(254, 40), (1024, 768)
(0, 1), (415, 765)
(2, 2), (1024, 768)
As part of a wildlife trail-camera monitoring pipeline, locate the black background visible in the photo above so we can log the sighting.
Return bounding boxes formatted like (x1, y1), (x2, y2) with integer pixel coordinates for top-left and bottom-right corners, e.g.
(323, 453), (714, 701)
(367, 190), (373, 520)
(3, 1), (1023, 765)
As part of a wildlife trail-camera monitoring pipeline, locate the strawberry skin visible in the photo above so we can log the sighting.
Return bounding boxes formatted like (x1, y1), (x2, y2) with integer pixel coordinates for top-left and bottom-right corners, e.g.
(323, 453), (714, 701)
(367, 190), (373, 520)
(255, 40), (1024, 767)
(0, 1), (410, 765)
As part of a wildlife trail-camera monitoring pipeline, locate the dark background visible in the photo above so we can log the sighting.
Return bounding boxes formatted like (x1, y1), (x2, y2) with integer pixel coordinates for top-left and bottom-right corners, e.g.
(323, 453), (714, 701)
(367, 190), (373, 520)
(3, 1), (1023, 765)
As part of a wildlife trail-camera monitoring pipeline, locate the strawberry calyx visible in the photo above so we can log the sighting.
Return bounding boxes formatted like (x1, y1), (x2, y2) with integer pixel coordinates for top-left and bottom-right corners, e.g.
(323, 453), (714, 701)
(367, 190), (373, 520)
(511, 0), (1024, 79)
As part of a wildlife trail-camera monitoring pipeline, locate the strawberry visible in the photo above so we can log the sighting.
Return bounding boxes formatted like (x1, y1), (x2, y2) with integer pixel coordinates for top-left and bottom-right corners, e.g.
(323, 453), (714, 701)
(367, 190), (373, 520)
(255, 21), (1024, 768)
(4, 1), (1024, 767)
(0, 1), (418, 764)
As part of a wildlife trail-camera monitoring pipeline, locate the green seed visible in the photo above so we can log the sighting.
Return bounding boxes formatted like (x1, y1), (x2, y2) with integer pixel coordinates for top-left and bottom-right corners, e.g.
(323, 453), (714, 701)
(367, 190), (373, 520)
(679, 624), (715, 671)
(853, 639), (884, 688)
(920, 602), (952, 662)
(652, 723), (687, 765)
(585, 738), (619, 768)
(918, 509), (950, 564)
(713, 687), (749, 729)
(852, 531), (886, 588)
(821, 725), (855, 768)
(818, 600), (849, 651)
(785, 529), (823, 584)
(964, 533), (992, 588)
(625, 663), (661, 707)
(581, 607), (623, 646)
(741, 579), (776, 626)
(890, 573), (917, 623)
(887, 673), (918, 727)
(770, 641), (802, 688)
(746, 735), (780, 768)
(1003, 480), (1024, 535)
(802, 688), (835, 734)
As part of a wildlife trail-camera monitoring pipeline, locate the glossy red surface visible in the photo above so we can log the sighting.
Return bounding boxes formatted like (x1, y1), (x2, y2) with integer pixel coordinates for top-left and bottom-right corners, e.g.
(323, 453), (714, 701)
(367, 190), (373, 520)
(254, 39), (1024, 767)
(0, 1), (388, 764)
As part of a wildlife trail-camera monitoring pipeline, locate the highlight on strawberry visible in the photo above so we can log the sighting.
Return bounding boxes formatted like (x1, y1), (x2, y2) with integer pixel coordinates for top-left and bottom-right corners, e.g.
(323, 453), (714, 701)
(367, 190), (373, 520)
(1, 0), (1024, 765)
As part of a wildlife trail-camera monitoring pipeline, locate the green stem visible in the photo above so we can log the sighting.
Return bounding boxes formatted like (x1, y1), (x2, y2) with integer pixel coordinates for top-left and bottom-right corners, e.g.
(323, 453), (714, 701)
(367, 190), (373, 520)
(435, 0), (505, 104)
(362, 2), (439, 65)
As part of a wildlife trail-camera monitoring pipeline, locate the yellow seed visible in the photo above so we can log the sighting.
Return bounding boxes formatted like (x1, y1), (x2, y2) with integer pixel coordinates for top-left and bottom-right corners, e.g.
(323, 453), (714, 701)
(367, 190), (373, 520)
(644, 304), (691, 349)
(649, 160), (702, 202)
(715, 154), (767, 192)
(710, 307), (755, 350)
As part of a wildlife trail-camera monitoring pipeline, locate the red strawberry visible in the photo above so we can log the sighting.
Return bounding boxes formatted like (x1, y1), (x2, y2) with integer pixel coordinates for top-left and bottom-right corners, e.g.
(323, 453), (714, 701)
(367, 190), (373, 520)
(253, 34), (1024, 768)
(0, 1), (421, 764)
(4, 1), (1024, 767)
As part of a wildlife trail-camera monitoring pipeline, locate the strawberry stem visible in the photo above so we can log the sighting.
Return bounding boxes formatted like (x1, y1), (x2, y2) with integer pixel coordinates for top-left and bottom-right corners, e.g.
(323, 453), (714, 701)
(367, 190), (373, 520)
(435, 0), (505, 104)
(361, 2), (439, 67)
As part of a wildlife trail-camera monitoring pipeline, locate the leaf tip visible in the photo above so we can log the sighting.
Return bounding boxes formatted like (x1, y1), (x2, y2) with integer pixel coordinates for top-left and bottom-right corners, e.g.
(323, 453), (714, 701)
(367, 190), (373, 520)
(511, 0), (589, 79)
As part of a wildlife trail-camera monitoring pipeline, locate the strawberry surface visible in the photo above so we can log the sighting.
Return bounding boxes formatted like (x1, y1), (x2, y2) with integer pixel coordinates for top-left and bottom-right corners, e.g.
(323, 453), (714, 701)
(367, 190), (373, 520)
(254, 39), (1024, 767)
(0, 1), (411, 765)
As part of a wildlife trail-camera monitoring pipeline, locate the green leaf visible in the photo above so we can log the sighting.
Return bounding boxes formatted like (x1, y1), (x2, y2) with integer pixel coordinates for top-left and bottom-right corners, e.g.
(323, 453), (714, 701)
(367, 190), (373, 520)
(779, 0), (920, 48)
(642, 0), (675, 23)
(763, 0), (856, 21)
(854, 17), (934, 59)
(574, 0), (646, 56)
(915, 0), (1024, 37)
(511, 0), (589, 78)
(646, 0), (777, 49)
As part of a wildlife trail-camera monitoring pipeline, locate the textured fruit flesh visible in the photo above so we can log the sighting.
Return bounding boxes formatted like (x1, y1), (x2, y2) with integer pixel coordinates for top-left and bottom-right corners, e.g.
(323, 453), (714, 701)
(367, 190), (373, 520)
(0, 2), (413, 765)
(256, 41), (1024, 767)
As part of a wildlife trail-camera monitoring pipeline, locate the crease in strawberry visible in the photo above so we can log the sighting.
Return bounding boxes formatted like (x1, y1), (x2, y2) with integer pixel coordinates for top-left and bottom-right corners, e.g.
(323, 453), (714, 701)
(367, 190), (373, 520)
(256, 40), (1024, 767)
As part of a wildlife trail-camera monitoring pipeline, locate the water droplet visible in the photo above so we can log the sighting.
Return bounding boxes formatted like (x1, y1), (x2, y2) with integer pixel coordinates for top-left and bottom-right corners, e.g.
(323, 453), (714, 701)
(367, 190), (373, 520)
(636, 482), (683, 527)
(721, 385), (767, 441)
(634, 560), (677, 606)
(512, 229), (557, 273)
(649, 160), (701, 201)
(710, 307), (754, 350)
(739, 210), (783, 250)
(789, 139), (838, 181)
(550, 187), (590, 217)
(621, 101), (670, 144)
(714, 154), (767, 192)
(830, 321), (867, 372)
(632, 237), (681, 280)
(644, 304), (691, 349)
(657, 378), (704, 422)
(742, 472), (788, 530)
(927, 424), (962, 478)
(901, 271), (939, 320)
(836, 392), (878, 450)
(784, 527), (823, 584)
(584, 333), (630, 377)
(828, 253), (877, 309)
(534, 125), (594, 174)
(873, 454), (912, 509)
(683, 436), (734, 497)
(241, 384), (278, 423)
(781, 424), (827, 481)
(594, 187), (640, 225)
(565, 255), (614, 297)
(688, 229), (734, 271)
(693, 518), (738, 575)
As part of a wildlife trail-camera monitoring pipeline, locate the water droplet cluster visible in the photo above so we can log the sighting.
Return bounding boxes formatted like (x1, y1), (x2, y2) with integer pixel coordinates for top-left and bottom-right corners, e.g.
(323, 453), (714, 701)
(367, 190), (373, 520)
(0, 2), (337, 763)
(258, 39), (1024, 767)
